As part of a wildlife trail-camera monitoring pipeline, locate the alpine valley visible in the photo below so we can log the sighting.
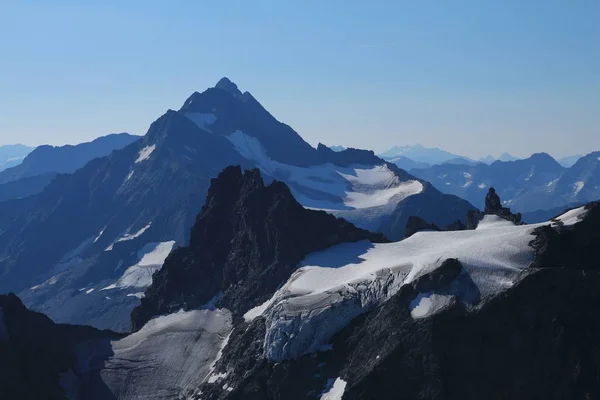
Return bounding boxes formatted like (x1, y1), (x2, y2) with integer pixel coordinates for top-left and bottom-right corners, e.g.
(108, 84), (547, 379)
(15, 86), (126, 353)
(2, 79), (600, 400)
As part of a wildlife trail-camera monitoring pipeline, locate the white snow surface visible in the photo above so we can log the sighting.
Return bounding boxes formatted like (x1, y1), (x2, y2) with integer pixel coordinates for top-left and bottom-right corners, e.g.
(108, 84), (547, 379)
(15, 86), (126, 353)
(255, 214), (579, 361)
(409, 292), (454, 319)
(99, 309), (232, 399)
(574, 181), (585, 196)
(320, 378), (347, 400)
(462, 172), (472, 187)
(94, 227), (106, 243)
(135, 144), (156, 163)
(551, 206), (588, 227)
(227, 130), (423, 230)
(105, 223), (152, 251)
(103, 241), (175, 290)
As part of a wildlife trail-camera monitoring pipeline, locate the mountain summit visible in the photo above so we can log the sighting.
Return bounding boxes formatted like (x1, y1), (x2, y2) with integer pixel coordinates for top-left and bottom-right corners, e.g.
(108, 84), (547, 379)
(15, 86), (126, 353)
(214, 77), (244, 98)
(1, 80), (473, 332)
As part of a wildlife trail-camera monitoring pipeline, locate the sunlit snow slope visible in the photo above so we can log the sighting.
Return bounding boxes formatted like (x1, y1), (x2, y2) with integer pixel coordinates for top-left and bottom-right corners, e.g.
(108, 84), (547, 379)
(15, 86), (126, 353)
(92, 309), (232, 400)
(247, 207), (588, 361)
(227, 131), (423, 230)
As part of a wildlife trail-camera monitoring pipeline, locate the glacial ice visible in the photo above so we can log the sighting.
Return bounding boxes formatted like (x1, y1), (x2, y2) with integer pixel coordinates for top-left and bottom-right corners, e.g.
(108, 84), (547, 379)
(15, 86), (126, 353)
(254, 213), (583, 361)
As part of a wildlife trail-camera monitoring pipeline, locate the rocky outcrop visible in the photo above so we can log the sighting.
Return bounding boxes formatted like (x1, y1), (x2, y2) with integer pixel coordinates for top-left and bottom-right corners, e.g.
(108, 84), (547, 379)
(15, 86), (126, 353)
(0, 293), (121, 399)
(530, 202), (599, 270)
(467, 187), (522, 229)
(316, 143), (384, 168)
(405, 216), (442, 238)
(193, 201), (600, 400)
(404, 216), (467, 238)
(131, 166), (387, 330)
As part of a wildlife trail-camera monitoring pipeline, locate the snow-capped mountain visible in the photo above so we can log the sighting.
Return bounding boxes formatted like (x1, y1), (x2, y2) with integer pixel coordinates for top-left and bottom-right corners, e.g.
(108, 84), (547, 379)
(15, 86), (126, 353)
(378, 144), (470, 165)
(410, 153), (568, 212)
(497, 152), (519, 162)
(411, 152), (600, 214)
(0, 78), (473, 332)
(4, 171), (600, 400)
(0, 144), (34, 172)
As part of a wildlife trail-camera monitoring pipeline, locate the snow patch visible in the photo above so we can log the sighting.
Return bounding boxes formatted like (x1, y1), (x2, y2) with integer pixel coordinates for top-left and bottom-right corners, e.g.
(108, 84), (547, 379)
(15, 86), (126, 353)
(135, 144), (156, 163)
(244, 298), (275, 322)
(552, 206), (587, 227)
(478, 183), (487, 189)
(86, 288), (95, 294)
(127, 292), (145, 299)
(524, 170), (534, 181)
(94, 227), (106, 243)
(409, 292), (454, 319)
(462, 172), (472, 187)
(574, 181), (585, 196)
(227, 130), (423, 231)
(207, 372), (228, 384)
(105, 223), (152, 251)
(320, 378), (347, 400)
(125, 171), (134, 182)
(102, 241), (175, 290)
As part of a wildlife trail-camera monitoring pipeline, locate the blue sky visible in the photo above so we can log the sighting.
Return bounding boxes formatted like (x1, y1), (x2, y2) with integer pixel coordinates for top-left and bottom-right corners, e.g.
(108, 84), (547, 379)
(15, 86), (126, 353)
(0, 1), (598, 158)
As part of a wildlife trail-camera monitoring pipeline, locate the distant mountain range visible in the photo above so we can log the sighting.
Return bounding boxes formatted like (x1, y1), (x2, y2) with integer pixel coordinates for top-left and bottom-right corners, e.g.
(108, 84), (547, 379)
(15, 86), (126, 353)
(4, 168), (600, 399)
(378, 144), (586, 170)
(1, 78), (473, 332)
(0, 133), (139, 201)
(2, 79), (600, 400)
(410, 152), (600, 213)
(0, 144), (34, 172)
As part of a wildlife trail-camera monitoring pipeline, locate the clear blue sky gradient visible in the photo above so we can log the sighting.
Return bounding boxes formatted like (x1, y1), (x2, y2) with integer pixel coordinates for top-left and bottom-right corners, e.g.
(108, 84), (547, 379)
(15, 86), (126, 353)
(1, 1), (598, 158)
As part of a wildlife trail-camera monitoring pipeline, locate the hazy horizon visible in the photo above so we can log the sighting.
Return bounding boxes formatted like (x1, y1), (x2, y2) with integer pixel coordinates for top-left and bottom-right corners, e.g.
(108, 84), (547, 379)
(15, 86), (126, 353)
(1, 1), (598, 159)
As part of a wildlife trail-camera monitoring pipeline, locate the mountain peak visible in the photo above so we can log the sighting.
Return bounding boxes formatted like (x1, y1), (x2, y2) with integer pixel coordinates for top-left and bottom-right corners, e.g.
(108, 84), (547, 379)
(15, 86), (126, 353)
(131, 166), (386, 330)
(214, 77), (243, 98)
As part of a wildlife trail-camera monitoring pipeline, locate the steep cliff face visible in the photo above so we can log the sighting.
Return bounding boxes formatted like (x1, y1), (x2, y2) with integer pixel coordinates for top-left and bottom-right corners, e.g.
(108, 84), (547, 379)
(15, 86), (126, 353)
(192, 202), (600, 400)
(131, 166), (387, 330)
(0, 293), (121, 399)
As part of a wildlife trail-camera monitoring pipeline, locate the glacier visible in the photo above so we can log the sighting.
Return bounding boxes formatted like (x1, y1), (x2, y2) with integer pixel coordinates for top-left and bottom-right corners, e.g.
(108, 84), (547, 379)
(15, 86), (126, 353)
(226, 130), (423, 230)
(94, 309), (232, 400)
(250, 208), (588, 361)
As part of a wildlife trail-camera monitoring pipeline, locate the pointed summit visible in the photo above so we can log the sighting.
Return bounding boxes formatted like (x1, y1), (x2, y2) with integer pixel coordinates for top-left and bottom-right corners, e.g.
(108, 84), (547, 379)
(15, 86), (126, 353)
(214, 77), (243, 98)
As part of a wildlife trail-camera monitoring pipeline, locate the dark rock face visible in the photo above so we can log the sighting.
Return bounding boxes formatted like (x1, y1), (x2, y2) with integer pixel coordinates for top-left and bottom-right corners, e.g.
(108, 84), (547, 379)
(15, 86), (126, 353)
(185, 200), (600, 400)
(467, 188), (522, 229)
(0, 172), (57, 202)
(484, 187), (502, 213)
(380, 187), (475, 241)
(0, 293), (120, 399)
(405, 216), (467, 238)
(0, 111), (249, 330)
(530, 202), (599, 270)
(316, 143), (384, 168)
(131, 166), (387, 330)
(405, 216), (441, 238)
(339, 267), (600, 400)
